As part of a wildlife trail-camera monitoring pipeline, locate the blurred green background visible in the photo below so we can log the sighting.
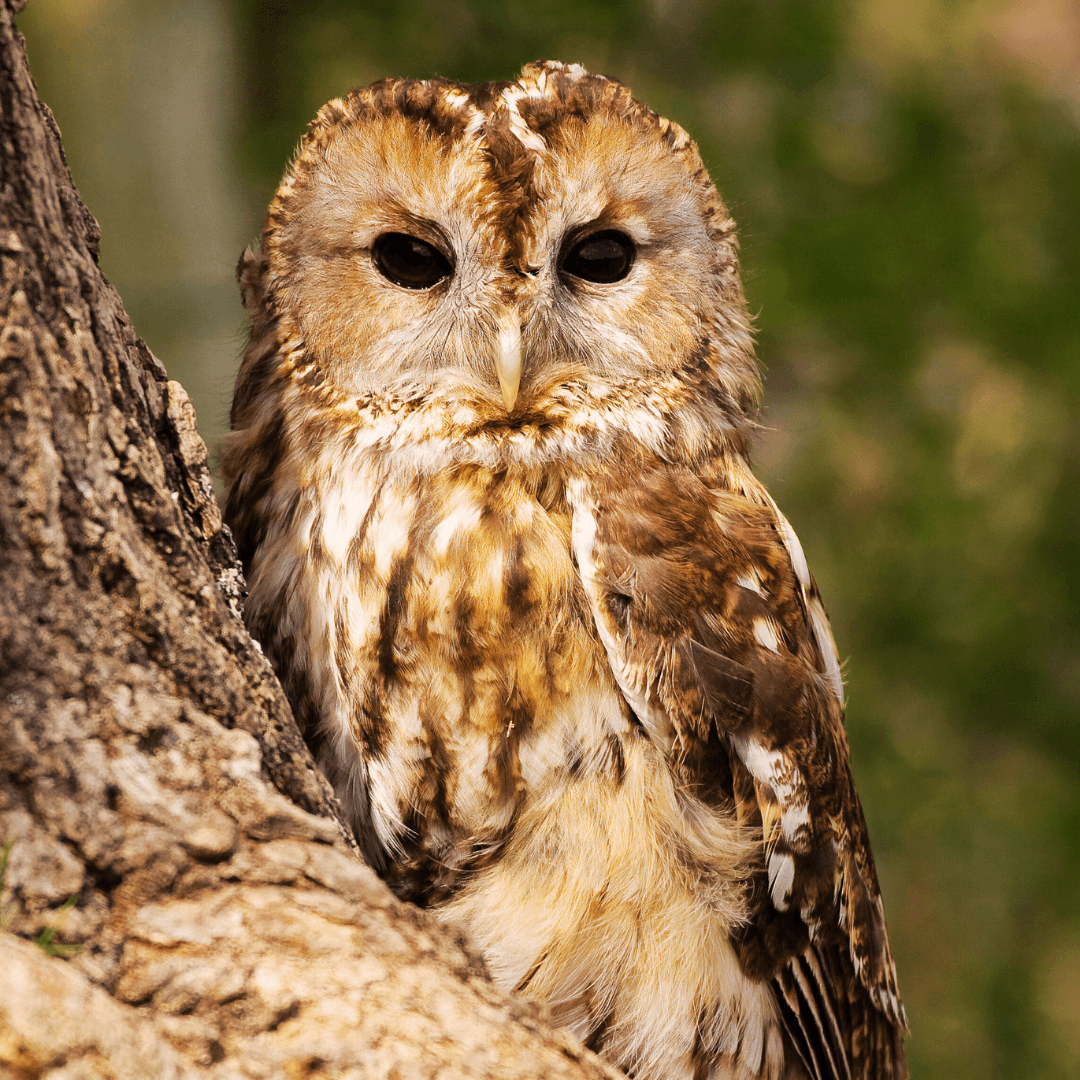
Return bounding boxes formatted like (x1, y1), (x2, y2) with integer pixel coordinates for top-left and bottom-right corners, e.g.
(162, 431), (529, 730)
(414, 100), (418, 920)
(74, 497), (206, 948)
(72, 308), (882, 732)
(17, 0), (1080, 1075)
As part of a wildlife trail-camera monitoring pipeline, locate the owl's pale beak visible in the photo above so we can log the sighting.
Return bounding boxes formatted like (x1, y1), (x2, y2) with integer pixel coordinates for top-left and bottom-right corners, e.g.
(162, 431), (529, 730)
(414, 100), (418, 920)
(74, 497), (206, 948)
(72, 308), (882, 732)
(495, 312), (522, 411)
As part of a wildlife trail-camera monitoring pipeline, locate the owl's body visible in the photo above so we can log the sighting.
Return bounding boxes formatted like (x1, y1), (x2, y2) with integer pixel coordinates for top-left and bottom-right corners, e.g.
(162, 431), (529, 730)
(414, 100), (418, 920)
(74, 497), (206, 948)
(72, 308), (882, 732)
(223, 63), (906, 1080)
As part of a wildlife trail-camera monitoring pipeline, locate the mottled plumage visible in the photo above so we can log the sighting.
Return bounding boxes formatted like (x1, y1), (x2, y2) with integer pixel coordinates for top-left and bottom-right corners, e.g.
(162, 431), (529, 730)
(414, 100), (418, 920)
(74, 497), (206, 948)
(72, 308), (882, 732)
(222, 61), (907, 1080)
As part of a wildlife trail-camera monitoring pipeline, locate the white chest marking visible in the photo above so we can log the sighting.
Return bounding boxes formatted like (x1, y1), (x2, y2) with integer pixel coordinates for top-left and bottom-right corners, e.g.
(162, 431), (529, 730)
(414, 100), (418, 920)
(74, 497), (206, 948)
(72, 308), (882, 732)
(567, 480), (676, 751)
(769, 500), (845, 707)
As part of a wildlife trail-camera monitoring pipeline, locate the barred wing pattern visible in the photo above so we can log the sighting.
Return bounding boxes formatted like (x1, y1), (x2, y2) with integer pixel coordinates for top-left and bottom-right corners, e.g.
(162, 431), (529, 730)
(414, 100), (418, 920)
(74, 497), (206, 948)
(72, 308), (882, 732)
(568, 464), (907, 1080)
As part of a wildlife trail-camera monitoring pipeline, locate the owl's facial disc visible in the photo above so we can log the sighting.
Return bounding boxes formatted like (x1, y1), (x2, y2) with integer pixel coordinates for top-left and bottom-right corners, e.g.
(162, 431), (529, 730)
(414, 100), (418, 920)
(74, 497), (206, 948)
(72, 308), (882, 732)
(262, 65), (758, 427)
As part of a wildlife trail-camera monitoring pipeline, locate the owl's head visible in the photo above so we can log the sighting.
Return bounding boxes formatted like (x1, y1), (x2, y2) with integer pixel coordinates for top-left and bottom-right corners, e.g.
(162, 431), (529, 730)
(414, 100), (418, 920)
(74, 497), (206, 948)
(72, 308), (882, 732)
(235, 61), (759, 461)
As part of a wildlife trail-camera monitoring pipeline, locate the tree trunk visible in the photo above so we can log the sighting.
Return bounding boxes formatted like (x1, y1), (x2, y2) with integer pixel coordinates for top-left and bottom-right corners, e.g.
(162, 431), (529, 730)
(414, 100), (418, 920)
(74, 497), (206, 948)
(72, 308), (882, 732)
(0, 4), (616, 1076)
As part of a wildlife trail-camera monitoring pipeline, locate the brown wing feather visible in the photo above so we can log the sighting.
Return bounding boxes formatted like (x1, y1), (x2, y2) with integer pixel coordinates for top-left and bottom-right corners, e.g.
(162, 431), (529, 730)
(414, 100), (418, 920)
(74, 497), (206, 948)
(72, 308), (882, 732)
(569, 462), (907, 1080)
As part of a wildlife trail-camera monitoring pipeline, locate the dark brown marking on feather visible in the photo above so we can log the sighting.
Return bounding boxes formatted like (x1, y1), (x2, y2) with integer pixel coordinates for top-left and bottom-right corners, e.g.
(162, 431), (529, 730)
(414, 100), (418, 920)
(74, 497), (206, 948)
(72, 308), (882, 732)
(392, 77), (470, 145)
(419, 722), (454, 834)
(450, 591), (486, 675)
(352, 77), (472, 148)
(221, 412), (288, 572)
(319, 98), (347, 128)
(584, 1005), (616, 1055)
(565, 741), (585, 778)
(737, 894), (811, 983)
(805, 835), (840, 882)
(690, 1013), (712, 1080)
(533, 470), (565, 513)
(345, 477), (387, 574)
(517, 66), (649, 154)
(670, 337), (755, 450)
(686, 638), (754, 729)
(623, 703), (647, 738)
(358, 685), (387, 762)
(384, 839), (433, 905)
(481, 467), (508, 504)
(504, 535), (533, 619)
(485, 692), (529, 805)
(608, 732), (626, 784)
(486, 727), (520, 805)
(333, 602), (348, 660)
(308, 510), (326, 566)
(679, 724), (735, 807)
(464, 79), (513, 115)
(229, 327), (285, 425)
(521, 92), (591, 147)
(504, 691), (533, 742)
(603, 576), (633, 632)
(477, 109), (541, 281)
(377, 554), (413, 683)
(259, 624), (320, 751)
(513, 946), (549, 995)
(235, 245), (265, 310)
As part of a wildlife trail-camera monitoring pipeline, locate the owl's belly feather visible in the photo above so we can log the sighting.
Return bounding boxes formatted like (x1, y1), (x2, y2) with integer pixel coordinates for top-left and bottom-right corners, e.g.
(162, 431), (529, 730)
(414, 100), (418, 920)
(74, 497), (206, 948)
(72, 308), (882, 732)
(250, 463), (782, 1079)
(441, 735), (780, 1080)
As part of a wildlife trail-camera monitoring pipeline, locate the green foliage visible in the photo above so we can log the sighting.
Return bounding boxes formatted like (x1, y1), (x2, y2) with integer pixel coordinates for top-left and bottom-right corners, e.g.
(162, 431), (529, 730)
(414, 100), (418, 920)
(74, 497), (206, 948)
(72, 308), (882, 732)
(33, 895), (82, 958)
(0, 838), (81, 956)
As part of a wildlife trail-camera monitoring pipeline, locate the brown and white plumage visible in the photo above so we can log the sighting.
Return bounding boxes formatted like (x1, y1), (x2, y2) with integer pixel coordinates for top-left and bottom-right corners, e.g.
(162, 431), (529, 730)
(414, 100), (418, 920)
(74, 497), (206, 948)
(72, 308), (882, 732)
(222, 61), (907, 1080)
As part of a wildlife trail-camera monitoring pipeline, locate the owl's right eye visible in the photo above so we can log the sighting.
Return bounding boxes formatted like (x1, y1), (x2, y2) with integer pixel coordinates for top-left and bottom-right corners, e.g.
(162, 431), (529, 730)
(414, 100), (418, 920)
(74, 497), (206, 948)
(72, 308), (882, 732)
(372, 233), (453, 290)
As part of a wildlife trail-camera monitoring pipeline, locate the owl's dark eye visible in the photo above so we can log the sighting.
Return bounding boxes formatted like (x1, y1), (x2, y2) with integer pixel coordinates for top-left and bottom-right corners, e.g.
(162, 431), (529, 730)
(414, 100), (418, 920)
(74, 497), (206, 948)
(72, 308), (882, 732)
(560, 230), (635, 284)
(372, 233), (453, 289)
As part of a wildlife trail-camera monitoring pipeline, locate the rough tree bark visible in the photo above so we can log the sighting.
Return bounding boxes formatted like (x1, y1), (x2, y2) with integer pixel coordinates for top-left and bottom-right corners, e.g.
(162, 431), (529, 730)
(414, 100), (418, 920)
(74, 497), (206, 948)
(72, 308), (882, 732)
(0, 4), (619, 1077)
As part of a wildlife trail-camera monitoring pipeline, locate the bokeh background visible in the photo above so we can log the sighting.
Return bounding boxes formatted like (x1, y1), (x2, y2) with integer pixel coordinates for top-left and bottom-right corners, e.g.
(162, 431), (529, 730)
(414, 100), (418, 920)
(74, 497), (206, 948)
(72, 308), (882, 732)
(17, 0), (1080, 1075)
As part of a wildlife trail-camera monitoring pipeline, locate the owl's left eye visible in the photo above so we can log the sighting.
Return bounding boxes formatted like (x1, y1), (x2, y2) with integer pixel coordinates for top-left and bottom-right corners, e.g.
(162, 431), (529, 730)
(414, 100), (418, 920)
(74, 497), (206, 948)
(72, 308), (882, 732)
(560, 230), (636, 285)
(372, 233), (453, 290)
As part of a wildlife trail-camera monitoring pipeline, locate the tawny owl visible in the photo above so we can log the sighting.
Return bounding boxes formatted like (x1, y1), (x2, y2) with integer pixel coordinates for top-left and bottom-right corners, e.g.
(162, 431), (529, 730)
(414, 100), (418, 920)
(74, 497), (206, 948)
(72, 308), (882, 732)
(222, 61), (907, 1080)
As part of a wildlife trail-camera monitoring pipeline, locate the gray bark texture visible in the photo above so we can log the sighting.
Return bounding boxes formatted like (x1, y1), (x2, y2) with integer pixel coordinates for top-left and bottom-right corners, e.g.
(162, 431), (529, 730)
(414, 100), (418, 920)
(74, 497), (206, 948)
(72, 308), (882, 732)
(0, 4), (619, 1077)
